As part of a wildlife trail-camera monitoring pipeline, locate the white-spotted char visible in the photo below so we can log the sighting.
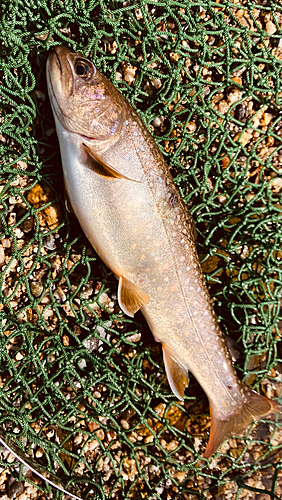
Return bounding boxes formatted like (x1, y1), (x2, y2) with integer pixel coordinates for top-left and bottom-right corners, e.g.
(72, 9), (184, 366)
(47, 45), (281, 458)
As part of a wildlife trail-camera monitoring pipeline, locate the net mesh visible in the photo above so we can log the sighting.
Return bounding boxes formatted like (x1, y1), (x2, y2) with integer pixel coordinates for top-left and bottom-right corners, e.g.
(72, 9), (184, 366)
(0, 0), (282, 498)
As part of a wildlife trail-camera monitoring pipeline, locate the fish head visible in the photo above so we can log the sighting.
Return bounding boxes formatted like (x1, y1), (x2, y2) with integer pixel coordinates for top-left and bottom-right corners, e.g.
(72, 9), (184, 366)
(47, 45), (125, 140)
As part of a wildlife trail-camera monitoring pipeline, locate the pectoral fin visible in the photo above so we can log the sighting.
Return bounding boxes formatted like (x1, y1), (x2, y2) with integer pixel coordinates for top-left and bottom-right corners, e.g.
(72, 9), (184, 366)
(81, 143), (140, 182)
(118, 276), (150, 317)
(162, 344), (189, 400)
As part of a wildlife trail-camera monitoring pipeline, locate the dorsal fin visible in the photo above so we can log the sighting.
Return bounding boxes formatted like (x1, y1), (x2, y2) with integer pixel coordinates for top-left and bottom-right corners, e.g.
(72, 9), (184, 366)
(162, 344), (189, 400)
(81, 143), (140, 182)
(118, 276), (149, 317)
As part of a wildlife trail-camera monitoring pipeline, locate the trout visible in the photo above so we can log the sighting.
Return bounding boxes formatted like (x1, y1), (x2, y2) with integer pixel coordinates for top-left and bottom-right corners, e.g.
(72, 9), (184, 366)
(47, 45), (281, 458)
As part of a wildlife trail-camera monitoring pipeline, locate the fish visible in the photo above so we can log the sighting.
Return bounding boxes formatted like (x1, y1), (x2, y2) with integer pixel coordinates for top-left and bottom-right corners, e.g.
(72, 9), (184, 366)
(46, 45), (281, 459)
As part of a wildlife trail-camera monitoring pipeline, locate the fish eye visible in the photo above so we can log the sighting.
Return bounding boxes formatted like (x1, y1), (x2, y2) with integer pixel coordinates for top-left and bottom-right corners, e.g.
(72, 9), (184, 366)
(75, 60), (91, 79)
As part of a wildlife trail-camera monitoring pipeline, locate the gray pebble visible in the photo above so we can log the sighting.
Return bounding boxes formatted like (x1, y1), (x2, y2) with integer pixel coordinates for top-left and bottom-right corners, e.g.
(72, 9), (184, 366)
(42, 234), (56, 250)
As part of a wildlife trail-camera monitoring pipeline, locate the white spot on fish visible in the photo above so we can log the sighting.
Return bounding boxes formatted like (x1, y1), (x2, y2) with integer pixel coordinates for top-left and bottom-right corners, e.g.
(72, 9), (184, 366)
(133, 130), (138, 137)
(140, 145), (145, 151)
(197, 287), (201, 292)
(158, 178), (163, 184)
(203, 310), (209, 316)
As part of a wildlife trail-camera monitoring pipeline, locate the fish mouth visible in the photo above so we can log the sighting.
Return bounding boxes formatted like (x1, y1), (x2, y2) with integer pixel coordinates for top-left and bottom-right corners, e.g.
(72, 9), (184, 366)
(47, 45), (75, 122)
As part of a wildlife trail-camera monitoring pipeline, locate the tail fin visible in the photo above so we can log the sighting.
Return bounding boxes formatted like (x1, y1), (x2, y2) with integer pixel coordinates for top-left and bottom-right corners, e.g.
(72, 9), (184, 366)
(203, 386), (281, 459)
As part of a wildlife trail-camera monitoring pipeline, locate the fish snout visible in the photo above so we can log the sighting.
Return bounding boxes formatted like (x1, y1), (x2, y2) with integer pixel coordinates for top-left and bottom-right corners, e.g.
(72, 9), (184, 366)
(52, 45), (73, 74)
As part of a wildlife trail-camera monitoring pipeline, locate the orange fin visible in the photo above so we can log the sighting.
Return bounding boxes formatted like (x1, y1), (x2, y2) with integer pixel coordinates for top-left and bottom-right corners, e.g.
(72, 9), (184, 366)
(81, 143), (140, 182)
(118, 276), (149, 317)
(162, 344), (189, 400)
(204, 386), (282, 458)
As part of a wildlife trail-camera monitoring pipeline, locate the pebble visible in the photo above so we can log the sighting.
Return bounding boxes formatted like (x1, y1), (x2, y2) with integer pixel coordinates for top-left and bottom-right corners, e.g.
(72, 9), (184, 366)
(152, 116), (162, 127)
(124, 66), (136, 84)
(266, 20), (277, 35)
(0, 246), (4, 265)
(35, 447), (44, 458)
(186, 122), (197, 133)
(227, 88), (243, 105)
(269, 177), (282, 193)
(30, 282), (43, 297)
(234, 130), (252, 146)
(53, 286), (66, 303)
(151, 78), (162, 89)
(2, 238), (11, 248)
(35, 32), (49, 40)
(218, 100), (229, 114)
(42, 234), (56, 250)
(120, 419), (130, 430)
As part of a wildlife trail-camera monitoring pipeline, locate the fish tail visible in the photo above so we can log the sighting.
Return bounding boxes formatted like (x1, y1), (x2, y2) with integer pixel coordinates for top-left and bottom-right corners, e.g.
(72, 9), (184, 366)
(203, 385), (281, 459)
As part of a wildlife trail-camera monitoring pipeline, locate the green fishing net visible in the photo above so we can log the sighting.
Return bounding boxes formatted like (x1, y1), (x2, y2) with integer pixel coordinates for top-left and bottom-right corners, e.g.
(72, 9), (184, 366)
(0, 0), (282, 498)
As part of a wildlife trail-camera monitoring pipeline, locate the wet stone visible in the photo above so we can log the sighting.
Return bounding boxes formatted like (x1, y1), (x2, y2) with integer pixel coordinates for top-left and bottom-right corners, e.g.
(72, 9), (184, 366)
(30, 282), (43, 297)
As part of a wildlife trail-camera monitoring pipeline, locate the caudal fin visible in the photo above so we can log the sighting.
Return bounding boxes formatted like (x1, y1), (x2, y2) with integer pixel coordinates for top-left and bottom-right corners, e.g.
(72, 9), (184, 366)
(203, 386), (281, 459)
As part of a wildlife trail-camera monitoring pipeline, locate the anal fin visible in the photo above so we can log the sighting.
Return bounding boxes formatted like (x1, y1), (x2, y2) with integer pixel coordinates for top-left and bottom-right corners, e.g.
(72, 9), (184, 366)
(118, 276), (149, 317)
(162, 344), (189, 401)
